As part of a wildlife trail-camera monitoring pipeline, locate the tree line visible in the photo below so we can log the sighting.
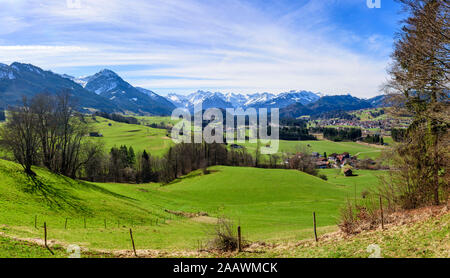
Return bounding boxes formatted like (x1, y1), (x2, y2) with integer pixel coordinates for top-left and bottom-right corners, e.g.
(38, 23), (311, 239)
(362, 134), (384, 145)
(93, 111), (139, 125)
(322, 127), (362, 142)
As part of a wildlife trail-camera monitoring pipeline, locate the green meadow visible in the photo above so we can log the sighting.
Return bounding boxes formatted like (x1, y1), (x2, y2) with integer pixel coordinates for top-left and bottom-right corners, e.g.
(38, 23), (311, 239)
(242, 140), (382, 159)
(0, 158), (385, 254)
(89, 116), (174, 156)
(87, 116), (383, 159)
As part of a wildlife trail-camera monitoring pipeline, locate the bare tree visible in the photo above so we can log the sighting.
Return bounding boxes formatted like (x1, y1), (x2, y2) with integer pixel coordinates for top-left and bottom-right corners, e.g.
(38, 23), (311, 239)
(0, 97), (40, 176)
(31, 93), (59, 171)
(288, 147), (318, 176)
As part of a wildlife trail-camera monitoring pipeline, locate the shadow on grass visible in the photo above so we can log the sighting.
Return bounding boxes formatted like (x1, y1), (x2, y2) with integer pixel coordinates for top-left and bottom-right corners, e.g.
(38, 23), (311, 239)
(59, 175), (136, 201)
(23, 175), (89, 214)
(163, 169), (219, 186)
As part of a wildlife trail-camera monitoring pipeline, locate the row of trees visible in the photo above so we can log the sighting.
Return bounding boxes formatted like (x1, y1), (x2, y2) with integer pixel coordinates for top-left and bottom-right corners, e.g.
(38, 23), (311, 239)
(279, 126), (316, 141)
(81, 142), (256, 184)
(322, 127), (362, 142)
(93, 111), (139, 125)
(0, 110), (5, 121)
(362, 134), (384, 145)
(0, 92), (101, 177)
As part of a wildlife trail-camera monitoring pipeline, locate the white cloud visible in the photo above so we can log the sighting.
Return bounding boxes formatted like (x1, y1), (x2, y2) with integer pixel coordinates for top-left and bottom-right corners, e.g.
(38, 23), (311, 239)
(0, 0), (392, 97)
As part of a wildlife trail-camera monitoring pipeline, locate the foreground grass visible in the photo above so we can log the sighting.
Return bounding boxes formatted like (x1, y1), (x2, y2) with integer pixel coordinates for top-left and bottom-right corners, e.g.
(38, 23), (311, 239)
(2, 211), (447, 258)
(237, 211), (449, 258)
(0, 236), (68, 258)
(0, 158), (385, 255)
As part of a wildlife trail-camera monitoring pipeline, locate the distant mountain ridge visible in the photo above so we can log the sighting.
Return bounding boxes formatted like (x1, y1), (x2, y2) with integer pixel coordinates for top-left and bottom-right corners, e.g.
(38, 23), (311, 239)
(0, 62), (388, 117)
(73, 69), (176, 115)
(280, 94), (383, 118)
(0, 62), (175, 115)
(167, 90), (320, 111)
(0, 62), (119, 113)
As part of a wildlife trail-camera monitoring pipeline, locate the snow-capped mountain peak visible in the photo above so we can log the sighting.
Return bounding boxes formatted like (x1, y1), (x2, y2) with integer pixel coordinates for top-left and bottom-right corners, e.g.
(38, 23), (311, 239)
(166, 90), (320, 111)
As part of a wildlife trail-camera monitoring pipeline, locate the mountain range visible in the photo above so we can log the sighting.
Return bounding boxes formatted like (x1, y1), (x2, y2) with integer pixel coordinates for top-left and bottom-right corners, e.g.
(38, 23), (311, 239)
(167, 90), (320, 111)
(279, 95), (375, 118)
(0, 62), (386, 117)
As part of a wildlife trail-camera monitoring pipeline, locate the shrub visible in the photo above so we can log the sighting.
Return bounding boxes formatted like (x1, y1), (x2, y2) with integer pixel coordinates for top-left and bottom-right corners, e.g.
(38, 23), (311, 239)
(209, 218), (240, 252)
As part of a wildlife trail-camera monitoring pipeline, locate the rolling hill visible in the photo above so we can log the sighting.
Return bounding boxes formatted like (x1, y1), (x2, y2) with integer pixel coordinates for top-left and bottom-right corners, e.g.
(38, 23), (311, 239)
(0, 158), (383, 254)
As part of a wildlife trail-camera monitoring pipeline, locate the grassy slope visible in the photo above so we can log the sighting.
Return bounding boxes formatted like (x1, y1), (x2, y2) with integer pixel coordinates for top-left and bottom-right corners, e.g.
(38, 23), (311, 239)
(0, 159), (383, 255)
(88, 116), (382, 159)
(238, 212), (449, 258)
(89, 116), (174, 156)
(0, 236), (68, 258)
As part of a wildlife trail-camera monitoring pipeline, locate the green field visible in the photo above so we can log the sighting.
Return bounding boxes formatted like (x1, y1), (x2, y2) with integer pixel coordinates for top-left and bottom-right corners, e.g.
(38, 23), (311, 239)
(242, 140), (382, 159)
(134, 115), (179, 127)
(0, 158), (385, 255)
(89, 117), (174, 156)
(87, 116), (384, 159)
(238, 212), (450, 258)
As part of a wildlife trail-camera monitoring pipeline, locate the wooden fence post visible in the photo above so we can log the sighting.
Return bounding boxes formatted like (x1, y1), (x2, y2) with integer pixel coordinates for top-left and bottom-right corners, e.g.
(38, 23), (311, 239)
(34, 215), (37, 229)
(379, 196), (384, 230)
(237, 226), (242, 252)
(84, 217), (86, 229)
(130, 228), (137, 257)
(65, 218), (68, 229)
(104, 219), (107, 229)
(44, 222), (54, 255)
(313, 212), (318, 242)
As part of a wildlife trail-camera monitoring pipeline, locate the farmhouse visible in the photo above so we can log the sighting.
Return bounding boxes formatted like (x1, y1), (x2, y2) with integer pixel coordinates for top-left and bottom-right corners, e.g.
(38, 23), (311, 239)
(343, 168), (353, 177)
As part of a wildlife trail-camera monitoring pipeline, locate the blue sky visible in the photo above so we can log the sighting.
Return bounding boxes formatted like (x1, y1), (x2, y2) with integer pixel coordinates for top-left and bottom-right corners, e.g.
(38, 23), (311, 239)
(0, 0), (404, 97)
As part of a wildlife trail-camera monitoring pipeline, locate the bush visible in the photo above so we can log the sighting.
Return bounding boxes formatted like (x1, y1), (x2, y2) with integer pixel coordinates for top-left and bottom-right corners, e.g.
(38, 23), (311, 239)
(209, 218), (240, 252)
(318, 174), (328, 181)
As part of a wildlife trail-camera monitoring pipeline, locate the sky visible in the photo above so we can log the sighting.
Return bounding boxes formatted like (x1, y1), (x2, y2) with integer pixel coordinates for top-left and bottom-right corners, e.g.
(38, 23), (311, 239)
(0, 0), (405, 98)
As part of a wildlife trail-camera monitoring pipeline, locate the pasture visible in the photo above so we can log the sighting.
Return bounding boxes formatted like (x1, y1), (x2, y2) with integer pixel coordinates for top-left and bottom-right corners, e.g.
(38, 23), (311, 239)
(89, 116), (174, 156)
(242, 140), (383, 159)
(88, 116), (384, 159)
(0, 158), (385, 254)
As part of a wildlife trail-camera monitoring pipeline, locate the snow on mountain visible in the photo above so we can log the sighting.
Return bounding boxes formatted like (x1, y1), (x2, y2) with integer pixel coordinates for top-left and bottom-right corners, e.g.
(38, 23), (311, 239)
(79, 69), (175, 115)
(167, 90), (319, 111)
(0, 63), (15, 80)
(244, 92), (276, 106)
(136, 87), (159, 98)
